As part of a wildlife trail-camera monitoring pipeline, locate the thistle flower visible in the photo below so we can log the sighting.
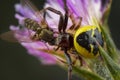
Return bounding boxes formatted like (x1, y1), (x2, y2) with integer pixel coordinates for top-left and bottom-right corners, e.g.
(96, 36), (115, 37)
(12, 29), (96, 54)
(9, 1), (57, 65)
(3, 0), (120, 80)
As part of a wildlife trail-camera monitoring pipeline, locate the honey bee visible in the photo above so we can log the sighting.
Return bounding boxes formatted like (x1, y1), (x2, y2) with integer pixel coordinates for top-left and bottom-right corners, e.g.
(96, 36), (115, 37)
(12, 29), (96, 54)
(23, 17), (55, 45)
(0, 0), (56, 45)
(21, 0), (57, 45)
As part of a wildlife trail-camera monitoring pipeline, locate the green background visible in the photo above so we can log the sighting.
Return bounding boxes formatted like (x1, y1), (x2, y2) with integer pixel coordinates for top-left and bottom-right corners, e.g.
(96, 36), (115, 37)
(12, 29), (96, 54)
(0, 0), (120, 80)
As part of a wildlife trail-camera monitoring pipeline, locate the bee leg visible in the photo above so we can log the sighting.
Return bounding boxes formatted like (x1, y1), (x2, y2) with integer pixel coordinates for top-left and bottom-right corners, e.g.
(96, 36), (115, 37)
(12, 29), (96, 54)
(64, 49), (72, 80)
(30, 33), (36, 40)
(25, 26), (33, 39)
(53, 46), (59, 51)
(31, 33), (39, 41)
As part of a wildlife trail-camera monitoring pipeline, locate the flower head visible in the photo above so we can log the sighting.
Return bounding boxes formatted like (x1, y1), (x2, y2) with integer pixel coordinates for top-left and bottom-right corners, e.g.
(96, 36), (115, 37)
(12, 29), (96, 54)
(11, 0), (111, 66)
(10, 0), (57, 65)
(7, 0), (120, 80)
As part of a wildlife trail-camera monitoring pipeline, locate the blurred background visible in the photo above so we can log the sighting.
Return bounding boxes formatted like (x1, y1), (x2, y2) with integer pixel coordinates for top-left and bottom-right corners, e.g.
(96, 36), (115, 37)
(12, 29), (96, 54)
(0, 0), (120, 80)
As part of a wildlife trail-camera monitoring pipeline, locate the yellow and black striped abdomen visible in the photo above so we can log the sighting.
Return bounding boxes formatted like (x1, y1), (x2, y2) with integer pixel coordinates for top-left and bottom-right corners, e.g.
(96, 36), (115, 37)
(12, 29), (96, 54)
(24, 18), (40, 31)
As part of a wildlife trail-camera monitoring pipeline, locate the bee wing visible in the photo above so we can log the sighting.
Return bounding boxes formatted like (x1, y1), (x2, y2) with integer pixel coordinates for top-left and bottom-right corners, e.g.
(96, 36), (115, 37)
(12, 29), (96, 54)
(20, 0), (38, 11)
(0, 31), (18, 43)
(0, 30), (36, 43)
(20, 0), (43, 20)
(20, 0), (49, 28)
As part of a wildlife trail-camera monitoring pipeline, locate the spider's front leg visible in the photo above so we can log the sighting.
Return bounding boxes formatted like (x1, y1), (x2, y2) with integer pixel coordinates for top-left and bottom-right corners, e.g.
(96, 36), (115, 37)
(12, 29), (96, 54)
(69, 12), (82, 31)
(40, 7), (65, 33)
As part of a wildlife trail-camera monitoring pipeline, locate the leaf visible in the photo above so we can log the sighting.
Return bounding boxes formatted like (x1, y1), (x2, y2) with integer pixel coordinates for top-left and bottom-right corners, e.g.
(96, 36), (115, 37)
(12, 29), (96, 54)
(89, 59), (114, 80)
(100, 25), (119, 62)
(99, 46), (120, 80)
(101, 0), (112, 25)
(73, 66), (104, 80)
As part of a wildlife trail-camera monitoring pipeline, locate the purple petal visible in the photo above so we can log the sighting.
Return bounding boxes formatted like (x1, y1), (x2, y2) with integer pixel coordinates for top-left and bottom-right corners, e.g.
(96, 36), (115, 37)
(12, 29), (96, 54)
(45, 0), (111, 25)
(21, 42), (57, 65)
(15, 4), (40, 21)
(100, 0), (111, 12)
(9, 0), (112, 65)
(10, 25), (57, 65)
(15, 14), (25, 25)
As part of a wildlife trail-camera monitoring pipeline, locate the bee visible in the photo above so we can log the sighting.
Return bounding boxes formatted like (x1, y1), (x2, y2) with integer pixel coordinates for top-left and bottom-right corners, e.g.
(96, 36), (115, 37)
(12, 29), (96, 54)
(0, 0), (56, 45)
(23, 17), (56, 45)
(20, 0), (56, 45)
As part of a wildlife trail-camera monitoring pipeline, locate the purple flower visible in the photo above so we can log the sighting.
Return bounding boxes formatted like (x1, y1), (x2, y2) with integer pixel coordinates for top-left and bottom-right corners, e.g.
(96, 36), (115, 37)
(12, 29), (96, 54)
(10, 0), (111, 65)
(10, 3), (57, 65)
(44, 0), (111, 26)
